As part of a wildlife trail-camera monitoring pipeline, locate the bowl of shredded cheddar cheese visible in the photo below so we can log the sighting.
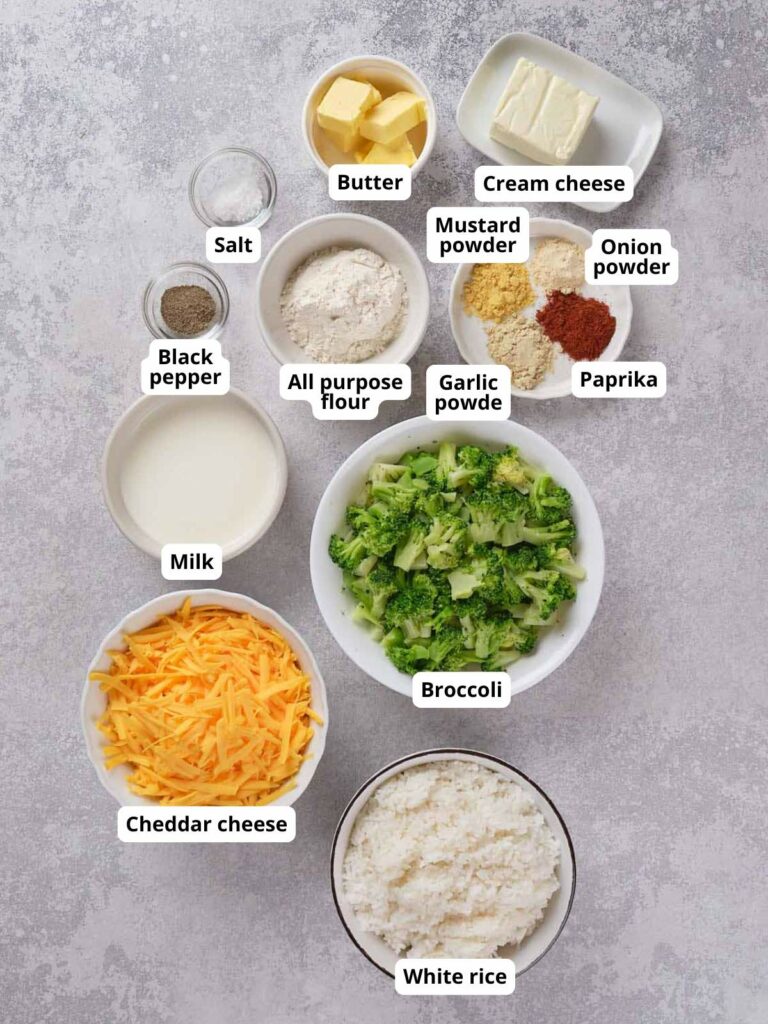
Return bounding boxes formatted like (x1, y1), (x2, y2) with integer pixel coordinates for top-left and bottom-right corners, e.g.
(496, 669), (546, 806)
(81, 590), (328, 807)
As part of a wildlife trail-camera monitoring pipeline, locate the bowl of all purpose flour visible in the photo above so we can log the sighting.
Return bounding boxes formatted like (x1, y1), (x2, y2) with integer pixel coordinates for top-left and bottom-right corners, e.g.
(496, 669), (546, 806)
(331, 749), (576, 977)
(256, 213), (429, 365)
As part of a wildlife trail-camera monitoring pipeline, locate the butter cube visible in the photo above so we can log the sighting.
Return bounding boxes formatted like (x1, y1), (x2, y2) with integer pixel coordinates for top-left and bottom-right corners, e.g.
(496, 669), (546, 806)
(359, 91), (427, 144)
(317, 76), (382, 136)
(490, 58), (598, 165)
(326, 126), (363, 154)
(361, 136), (417, 167)
(353, 141), (374, 163)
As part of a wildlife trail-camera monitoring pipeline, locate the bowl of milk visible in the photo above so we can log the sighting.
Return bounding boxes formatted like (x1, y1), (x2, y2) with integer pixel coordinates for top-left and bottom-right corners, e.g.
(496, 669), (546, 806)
(102, 389), (287, 560)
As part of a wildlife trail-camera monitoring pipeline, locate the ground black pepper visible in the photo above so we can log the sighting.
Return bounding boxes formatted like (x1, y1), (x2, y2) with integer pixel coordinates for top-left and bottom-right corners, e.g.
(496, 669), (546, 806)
(160, 284), (216, 336)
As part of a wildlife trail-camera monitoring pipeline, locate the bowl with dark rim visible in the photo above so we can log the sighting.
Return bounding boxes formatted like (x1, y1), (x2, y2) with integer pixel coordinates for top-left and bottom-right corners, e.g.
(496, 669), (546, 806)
(330, 748), (576, 977)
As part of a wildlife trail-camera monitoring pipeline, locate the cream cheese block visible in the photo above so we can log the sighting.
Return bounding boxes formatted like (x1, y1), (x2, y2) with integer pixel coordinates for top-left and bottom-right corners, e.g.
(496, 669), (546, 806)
(490, 58), (598, 165)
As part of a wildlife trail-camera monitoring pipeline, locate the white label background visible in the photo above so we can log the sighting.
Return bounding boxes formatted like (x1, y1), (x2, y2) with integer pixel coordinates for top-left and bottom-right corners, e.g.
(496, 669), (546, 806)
(426, 206), (529, 263)
(118, 807), (295, 843)
(412, 672), (512, 708)
(141, 338), (230, 396)
(206, 226), (261, 263)
(279, 364), (411, 420)
(426, 365), (511, 421)
(329, 164), (412, 201)
(572, 361), (667, 398)
(395, 958), (515, 996)
(586, 229), (678, 285)
(161, 543), (223, 580)
(475, 165), (634, 203)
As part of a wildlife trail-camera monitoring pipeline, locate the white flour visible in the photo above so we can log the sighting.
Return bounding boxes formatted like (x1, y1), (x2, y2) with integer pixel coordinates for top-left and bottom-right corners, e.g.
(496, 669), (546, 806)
(280, 247), (407, 362)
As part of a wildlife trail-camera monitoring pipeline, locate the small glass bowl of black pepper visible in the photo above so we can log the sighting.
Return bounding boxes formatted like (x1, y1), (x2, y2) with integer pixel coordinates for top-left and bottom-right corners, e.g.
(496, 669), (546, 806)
(143, 262), (230, 339)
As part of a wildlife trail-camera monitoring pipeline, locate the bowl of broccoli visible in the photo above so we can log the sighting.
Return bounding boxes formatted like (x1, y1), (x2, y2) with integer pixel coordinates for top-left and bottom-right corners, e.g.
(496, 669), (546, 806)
(310, 416), (604, 697)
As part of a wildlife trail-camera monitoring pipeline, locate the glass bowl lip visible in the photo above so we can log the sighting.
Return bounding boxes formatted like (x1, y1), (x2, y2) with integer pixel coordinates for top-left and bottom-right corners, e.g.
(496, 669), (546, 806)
(188, 146), (278, 228)
(142, 260), (230, 340)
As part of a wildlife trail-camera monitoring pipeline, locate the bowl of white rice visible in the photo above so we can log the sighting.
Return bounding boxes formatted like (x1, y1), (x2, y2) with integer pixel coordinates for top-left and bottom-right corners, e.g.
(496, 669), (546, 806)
(330, 748), (575, 977)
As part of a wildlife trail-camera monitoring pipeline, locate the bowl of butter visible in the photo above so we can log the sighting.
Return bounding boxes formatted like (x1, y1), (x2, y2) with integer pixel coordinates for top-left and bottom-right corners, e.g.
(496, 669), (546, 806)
(302, 55), (436, 177)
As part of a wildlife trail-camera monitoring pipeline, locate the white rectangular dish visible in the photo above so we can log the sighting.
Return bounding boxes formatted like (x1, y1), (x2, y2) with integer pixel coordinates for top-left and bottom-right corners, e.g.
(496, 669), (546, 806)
(456, 33), (663, 213)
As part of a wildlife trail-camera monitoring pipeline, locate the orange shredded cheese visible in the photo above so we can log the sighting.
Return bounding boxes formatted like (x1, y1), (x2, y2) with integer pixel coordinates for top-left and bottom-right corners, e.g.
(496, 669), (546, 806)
(91, 601), (322, 805)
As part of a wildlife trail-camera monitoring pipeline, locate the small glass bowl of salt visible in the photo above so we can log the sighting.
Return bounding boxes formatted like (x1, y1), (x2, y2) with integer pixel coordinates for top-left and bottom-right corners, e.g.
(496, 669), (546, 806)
(189, 147), (276, 228)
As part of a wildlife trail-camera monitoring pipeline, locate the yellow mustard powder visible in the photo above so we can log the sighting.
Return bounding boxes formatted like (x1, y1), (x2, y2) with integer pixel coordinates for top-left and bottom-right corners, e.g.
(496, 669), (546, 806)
(462, 263), (535, 322)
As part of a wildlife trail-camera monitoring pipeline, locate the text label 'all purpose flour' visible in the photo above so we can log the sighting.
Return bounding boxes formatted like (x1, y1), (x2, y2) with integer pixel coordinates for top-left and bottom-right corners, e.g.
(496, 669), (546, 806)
(279, 365), (411, 420)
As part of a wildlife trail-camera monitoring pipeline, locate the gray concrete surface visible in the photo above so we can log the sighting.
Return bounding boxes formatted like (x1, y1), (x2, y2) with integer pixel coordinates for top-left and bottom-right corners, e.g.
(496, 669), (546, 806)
(2, 1), (767, 1021)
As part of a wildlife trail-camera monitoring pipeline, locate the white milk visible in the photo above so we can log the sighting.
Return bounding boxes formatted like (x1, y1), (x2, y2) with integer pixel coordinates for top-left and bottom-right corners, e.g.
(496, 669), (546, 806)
(119, 395), (280, 550)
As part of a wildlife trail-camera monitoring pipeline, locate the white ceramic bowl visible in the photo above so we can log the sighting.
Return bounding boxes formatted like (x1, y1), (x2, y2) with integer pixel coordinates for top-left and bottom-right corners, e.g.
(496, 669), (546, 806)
(81, 589), (329, 807)
(331, 748), (576, 977)
(450, 218), (632, 400)
(102, 389), (288, 560)
(256, 213), (430, 366)
(310, 416), (604, 697)
(302, 55), (436, 178)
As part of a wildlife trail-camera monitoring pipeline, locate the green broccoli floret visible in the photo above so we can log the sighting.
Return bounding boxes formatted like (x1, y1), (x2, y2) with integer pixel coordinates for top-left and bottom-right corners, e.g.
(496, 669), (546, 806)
(367, 462), (409, 484)
(392, 523), (429, 571)
(424, 567), (454, 615)
(492, 446), (530, 491)
(473, 547), (509, 606)
(535, 544), (586, 580)
(435, 442), (459, 489)
(472, 613), (511, 661)
(447, 556), (488, 600)
(368, 481), (419, 514)
(529, 474), (573, 524)
(345, 504), (371, 531)
(493, 552), (524, 606)
(345, 564), (400, 623)
(448, 445), (495, 490)
(465, 486), (528, 545)
(502, 545), (539, 574)
(352, 503), (409, 558)
(442, 647), (484, 671)
(516, 570), (576, 625)
(464, 493), (503, 544)
(454, 592), (489, 649)
(329, 533), (370, 573)
(415, 489), (448, 517)
(480, 620), (538, 669)
(424, 512), (468, 569)
(384, 574), (437, 640)
(382, 628), (430, 674)
(519, 519), (576, 547)
(400, 451), (439, 477)
(426, 625), (465, 669)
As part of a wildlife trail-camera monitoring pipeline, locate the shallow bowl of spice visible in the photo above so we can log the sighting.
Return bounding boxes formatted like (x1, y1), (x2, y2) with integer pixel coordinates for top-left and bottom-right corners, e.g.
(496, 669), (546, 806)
(143, 261), (229, 340)
(449, 218), (632, 399)
(189, 147), (276, 229)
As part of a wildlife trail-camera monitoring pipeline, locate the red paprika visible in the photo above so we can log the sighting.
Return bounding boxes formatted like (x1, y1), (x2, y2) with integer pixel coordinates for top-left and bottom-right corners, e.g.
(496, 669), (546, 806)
(536, 291), (616, 360)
